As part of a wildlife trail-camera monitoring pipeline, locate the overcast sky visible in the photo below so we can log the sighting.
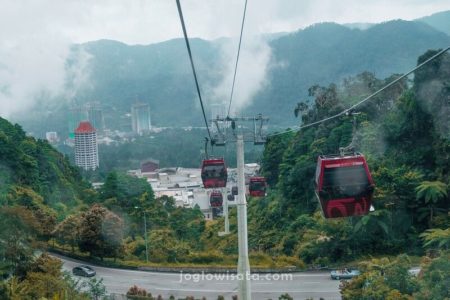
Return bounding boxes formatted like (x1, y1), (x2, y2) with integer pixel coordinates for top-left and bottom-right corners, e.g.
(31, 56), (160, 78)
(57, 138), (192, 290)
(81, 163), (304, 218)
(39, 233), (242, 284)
(1, 0), (449, 45)
(0, 0), (449, 118)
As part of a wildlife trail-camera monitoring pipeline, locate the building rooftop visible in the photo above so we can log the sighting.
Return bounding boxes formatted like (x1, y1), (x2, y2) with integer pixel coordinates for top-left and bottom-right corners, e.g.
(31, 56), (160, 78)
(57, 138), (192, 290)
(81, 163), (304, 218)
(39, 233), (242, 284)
(75, 121), (96, 134)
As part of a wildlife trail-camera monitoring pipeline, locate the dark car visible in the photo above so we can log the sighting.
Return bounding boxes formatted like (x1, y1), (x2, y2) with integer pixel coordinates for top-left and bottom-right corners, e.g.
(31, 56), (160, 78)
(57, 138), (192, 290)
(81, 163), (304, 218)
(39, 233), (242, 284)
(72, 265), (96, 277)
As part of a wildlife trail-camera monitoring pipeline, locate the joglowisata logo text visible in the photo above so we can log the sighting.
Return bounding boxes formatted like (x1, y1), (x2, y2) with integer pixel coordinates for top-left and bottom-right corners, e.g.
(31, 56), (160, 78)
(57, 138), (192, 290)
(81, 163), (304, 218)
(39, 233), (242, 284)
(178, 271), (293, 283)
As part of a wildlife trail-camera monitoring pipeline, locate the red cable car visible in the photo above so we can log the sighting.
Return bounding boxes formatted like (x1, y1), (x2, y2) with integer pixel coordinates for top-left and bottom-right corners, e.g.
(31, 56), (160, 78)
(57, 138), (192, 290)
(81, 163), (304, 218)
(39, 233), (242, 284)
(210, 191), (223, 207)
(249, 177), (267, 197)
(315, 153), (375, 218)
(201, 158), (227, 188)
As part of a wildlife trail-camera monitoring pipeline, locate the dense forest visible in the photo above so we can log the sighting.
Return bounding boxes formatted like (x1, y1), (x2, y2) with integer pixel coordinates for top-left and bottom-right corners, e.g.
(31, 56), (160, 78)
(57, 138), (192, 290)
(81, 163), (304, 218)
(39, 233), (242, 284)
(1, 49), (449, 299)
(254, 49), (450, 298)
(0, 117), (95, 299)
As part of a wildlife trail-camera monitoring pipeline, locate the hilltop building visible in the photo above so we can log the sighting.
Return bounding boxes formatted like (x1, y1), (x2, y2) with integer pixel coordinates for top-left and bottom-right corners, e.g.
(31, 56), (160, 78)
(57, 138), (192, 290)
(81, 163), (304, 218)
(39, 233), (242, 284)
(74, 121), (99, 170)
(140, 159), (160, 173)
(131, 103), (151, 135)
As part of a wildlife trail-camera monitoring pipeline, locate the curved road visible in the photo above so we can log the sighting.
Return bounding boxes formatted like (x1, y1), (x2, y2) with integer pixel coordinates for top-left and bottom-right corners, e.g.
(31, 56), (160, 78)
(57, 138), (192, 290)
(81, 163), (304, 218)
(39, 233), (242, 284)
(55, 254), (341, 299)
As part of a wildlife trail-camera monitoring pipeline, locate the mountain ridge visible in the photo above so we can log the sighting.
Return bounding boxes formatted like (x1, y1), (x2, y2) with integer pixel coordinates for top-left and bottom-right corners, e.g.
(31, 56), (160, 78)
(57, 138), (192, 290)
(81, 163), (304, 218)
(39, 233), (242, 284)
(16, 14), (450, 135)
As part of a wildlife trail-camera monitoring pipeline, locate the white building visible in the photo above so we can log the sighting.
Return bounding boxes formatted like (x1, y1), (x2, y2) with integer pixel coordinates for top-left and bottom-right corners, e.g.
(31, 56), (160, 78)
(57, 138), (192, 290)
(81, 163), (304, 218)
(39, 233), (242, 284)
(126, 165), (261, 220)
(45, 131), (58, 144)
(131, 103), (152, 135)
(75, 121), (99, 170)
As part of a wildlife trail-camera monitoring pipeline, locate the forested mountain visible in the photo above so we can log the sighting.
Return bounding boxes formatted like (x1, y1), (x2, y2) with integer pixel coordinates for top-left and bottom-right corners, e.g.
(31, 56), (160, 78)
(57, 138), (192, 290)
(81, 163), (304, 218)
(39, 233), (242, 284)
(247, 20), (450, 124)
(417, 10), (450, 36)
(16, 17), (450, 135)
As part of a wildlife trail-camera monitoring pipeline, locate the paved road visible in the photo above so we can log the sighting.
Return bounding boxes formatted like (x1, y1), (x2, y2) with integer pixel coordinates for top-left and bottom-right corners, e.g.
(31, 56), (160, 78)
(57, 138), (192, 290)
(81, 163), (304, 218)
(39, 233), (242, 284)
(55, 254), (341, 300)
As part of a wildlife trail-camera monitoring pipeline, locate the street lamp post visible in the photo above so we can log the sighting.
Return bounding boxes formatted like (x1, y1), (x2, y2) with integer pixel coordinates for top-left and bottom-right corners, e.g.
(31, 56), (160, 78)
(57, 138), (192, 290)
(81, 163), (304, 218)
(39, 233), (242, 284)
(135, 206), (149, 263)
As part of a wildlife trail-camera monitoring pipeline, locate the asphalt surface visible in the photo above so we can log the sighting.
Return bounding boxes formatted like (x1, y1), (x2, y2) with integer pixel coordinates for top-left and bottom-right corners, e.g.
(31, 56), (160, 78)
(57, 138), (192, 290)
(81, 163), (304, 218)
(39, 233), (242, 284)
(55, 253), (341, 300)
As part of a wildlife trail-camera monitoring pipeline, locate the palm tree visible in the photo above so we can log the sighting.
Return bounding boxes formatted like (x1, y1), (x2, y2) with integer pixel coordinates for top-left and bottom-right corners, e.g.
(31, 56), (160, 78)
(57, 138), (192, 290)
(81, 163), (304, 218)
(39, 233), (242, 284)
(353, 210), (390, 236)
(420, 228), (450, 250)
(415, 181), (448, 227)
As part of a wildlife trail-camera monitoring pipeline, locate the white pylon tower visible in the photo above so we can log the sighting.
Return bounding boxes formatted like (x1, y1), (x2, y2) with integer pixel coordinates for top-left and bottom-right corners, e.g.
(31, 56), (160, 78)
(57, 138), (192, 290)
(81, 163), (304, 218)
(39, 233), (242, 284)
(211, 115), (268, 300)
(236, 134), (251, 300)
(223, 187), (230, 234)
(219, 186), (230, 236)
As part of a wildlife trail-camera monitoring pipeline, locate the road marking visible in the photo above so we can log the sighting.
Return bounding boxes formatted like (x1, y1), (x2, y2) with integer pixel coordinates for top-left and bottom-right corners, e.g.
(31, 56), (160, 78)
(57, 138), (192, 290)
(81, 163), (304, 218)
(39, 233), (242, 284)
(147, 286), (340, 293)
(293, 274), (329, 277)
(58, 255), (332, 279)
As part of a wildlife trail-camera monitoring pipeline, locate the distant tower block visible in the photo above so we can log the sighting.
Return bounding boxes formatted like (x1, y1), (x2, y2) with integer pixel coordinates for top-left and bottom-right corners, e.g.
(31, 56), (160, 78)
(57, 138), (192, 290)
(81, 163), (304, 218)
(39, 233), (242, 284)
(74, 121), (99, 170)
(131, 103), (152, 135)
(87, 102), (105, 132)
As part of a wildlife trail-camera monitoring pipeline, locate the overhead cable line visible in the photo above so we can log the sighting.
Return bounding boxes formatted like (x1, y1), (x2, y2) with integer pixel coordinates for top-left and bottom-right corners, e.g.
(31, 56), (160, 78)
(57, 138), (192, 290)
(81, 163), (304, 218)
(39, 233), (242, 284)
(269, 46), (450, 137)
(176, 0), (212, 140)
(227, 0), (249, 118)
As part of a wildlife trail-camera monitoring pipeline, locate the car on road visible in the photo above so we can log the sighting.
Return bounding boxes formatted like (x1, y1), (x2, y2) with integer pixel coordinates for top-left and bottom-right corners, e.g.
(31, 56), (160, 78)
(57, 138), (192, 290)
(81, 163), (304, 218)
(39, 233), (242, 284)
(330, 268), (360, 280)
(72, 265), (96, 277)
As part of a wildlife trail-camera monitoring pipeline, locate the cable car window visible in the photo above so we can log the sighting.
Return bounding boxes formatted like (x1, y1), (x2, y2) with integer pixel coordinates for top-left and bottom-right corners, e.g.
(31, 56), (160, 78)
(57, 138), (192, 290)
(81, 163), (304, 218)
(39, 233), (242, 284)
(250, 181), (265, 191)
(203, 165), (225, 178)
(323, 165), (370, 198)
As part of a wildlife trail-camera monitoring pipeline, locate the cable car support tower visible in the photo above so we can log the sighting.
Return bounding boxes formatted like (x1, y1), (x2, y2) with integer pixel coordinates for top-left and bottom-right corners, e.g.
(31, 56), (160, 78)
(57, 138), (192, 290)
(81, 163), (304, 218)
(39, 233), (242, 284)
(212, 115), (268, 300)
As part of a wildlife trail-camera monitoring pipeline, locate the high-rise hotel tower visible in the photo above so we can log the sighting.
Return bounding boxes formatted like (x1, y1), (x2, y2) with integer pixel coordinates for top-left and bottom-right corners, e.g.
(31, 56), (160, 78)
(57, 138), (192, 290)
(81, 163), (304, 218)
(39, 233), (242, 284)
(131, 103), (151, 135)
(74, 121), (99, 170)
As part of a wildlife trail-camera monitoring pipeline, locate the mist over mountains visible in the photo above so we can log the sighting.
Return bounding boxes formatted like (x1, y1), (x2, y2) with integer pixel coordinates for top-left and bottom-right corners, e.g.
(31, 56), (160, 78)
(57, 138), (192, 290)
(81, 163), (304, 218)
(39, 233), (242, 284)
(15, 11), (450, 135)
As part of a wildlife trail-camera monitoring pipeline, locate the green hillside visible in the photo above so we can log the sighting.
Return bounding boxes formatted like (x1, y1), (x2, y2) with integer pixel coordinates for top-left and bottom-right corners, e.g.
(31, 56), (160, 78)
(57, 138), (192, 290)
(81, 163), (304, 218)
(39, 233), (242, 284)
(0, 117), (89, 211)
(253, 49), (449, 264)
(0, 117), (96, 299)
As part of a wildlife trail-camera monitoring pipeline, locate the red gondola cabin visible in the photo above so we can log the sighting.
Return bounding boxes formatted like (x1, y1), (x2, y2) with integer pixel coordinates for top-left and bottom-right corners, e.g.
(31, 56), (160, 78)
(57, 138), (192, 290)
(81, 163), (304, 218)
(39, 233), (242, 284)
(315, 153), (375, 218)
(210, 191), (223, 207)
(201, 158), (227, 188)
(249, 177), (267, 197)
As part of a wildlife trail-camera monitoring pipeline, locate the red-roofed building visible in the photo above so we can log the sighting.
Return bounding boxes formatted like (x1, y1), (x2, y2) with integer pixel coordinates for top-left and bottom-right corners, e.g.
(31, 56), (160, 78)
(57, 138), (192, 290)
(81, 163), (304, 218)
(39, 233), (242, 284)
(141, 159), (160, 173)
(75, 121), (99, 170)
(75, 121), (96, 134)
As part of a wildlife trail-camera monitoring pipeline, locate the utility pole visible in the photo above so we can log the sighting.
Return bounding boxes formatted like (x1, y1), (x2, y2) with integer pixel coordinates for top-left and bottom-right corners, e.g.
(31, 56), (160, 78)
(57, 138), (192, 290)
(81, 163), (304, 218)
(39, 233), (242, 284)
(236, 134), (251, 300)
(222, 187), (230, 235)
(135, 206), (149, 263)
(143, 211), (149, 263)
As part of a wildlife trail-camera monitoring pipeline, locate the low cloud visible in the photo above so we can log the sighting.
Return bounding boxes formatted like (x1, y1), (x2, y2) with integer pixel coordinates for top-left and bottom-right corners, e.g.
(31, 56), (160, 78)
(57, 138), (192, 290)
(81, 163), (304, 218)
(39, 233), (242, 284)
(0, 34), (70, 117)
(209, 35), (271, 115)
